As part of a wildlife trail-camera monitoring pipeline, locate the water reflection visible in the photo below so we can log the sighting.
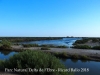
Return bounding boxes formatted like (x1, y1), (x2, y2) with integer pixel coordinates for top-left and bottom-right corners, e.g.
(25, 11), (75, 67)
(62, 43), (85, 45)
(20, 38), (81, 47)
(61, 58), (67, 62)
(0, 50), (100, 75)
(61, 59), (100, 75)
(0, 51), (16, 60)
(0, 51), (12, 55)
(80, 59), (88, 63)
(71, 59), (78, 63)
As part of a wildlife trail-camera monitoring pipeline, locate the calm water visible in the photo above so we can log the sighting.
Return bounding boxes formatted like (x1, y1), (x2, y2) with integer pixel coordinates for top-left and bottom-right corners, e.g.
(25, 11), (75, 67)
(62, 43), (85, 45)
(61, 59), (100, 75)
(0, 51), (16, 60)
(20, 38), (81, 47)
(0, 38), (100, 75)
(0, 51), (100, 75)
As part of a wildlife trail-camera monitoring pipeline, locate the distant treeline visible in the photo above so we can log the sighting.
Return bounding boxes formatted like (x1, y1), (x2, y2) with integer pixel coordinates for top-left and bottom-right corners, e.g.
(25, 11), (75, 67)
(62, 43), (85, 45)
(73, 37), (100, 45)
(0, 37), (63, 42)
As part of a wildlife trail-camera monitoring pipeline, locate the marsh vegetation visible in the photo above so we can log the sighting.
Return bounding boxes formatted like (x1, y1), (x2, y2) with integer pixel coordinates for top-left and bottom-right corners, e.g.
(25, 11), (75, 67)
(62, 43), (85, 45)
(0, 50), (73, 75)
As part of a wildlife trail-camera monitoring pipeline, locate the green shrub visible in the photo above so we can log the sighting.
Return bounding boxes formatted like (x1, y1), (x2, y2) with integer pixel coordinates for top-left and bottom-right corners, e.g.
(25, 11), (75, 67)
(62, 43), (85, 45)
(22, 44), (39, 47)
(61, 52), (68, 58)
(52, 52), (60, 56)
(40, 44), (56, 48)
(56, 45), (68, 48)
(0, 37), (63, 42)
(47, 44), (56, 48)
(0, 40), (12, 50)
(91, 38), (99, 43)
(72, 45), (91, 49)
(0, 40), (12, 46)
(41, 47), (50, 50)
(71, 54), (79, 59)
(92, 46), (100, 50)
(40, 45), (67, 48)
(0, 60), (4, 71)
(40, 44), (47, 47)
(73, 38), (89, 45)
(73, 38), (100, 45)
(80, 55), (89, 60)
(0, 50), (73, 75)
(13, 43), (20, 45)
(54, 52), (68, 58)
(0, 46), (12, 50)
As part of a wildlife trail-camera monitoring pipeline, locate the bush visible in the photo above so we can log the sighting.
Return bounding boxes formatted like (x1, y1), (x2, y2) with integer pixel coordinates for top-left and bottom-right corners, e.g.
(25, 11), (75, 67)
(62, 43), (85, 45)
(59, 52), (68, 58)
(80, 55), (89, 60)
(0, 40), (12, 50)
(0, 50), (72, 75)
(41, 47), (50, 50)
(71, 54), (79, 59)
(48, 45), (56, 48)
(0, 46), (12, 50)
(73, 38), (89, 45)
(56, 46), (68, 48)
(0, 40), (12, 46)
(0, 37), (63, 42)
(22, 44), (39, 47)
(72, 45), (91, 49)
(13, 43), (20, 45)
(91, 38), (99, 43)
(40, 45), (68, 48)
(40, 44), (49, 47)
(92, 46), (100, 50)
(53, 52), (68, 58)
(40, 44), (56, 48)
(61, 52), (68, 57)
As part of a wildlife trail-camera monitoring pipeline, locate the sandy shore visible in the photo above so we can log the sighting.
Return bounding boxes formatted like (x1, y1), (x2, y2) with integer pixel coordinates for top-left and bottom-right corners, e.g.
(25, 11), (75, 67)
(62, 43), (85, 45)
(1, 46), (100, 75)
(11, 45), (100, 61)
(12, 45), (100, 55)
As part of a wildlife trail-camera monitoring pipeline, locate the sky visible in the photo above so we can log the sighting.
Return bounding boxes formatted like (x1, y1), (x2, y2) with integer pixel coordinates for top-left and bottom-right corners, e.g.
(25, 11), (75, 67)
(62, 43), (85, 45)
(0, 0), (100, 37)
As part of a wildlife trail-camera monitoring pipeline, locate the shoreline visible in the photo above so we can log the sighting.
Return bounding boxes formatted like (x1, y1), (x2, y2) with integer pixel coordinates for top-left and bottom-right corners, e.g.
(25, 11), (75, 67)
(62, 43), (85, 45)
(3, 45), (100, 61)
(0, 46), (100, 75)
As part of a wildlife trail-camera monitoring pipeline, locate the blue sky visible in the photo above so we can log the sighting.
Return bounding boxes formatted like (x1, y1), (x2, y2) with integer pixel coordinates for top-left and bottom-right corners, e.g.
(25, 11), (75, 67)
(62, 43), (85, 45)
(0, 0), (100, 37)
